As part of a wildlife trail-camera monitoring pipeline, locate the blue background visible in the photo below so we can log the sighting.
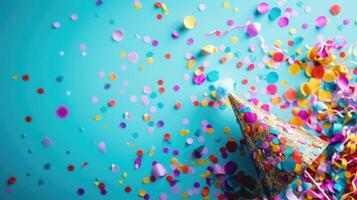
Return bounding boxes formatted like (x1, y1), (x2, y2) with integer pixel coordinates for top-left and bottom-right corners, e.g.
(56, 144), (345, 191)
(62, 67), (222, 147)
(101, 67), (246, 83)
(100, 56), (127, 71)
(0, 0), (356, 199)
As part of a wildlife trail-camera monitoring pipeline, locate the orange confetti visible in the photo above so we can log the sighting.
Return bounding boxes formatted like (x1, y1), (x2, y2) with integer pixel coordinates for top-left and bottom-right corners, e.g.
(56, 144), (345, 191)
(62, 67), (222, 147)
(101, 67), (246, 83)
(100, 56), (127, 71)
(284, 87), (298, 102)
(290, 116), (304, 127)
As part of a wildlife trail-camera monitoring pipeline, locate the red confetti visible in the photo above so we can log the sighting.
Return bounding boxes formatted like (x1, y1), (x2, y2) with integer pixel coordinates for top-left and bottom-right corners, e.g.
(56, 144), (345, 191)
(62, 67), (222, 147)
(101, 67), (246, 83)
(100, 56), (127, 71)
(67, 165), (74, 172)
(25, 116), (32, 123)
(8, 176), (16, 185)
(272, 52), (284, 62)
(37, 88), (44, 94)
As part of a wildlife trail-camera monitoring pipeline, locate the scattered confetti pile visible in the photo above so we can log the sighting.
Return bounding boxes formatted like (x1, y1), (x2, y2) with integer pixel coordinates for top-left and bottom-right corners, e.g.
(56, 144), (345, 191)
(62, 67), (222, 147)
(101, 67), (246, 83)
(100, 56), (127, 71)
(0, 0), (356, 200)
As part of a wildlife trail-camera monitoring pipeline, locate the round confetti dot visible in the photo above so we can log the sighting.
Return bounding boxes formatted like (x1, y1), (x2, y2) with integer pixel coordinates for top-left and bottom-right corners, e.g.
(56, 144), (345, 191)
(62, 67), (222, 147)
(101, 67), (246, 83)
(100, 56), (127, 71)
(7, 177), (16, 185)
(183, 16), (196, 29)
(77, 188), (85, 196)
(246, 22), (261, 38)
(224, 161), (237, 175)
(315, 16), (328, 28)
(70, 14), (78, 21)
(266, 71), (279, 83)
(128, 52), (139, 63)
(198, 3), (206, 11)
(257, 2), (270, 14)
(311, 66), (325, 79)
(330, 4), (341, 16)
(112, 29), (124, 42)
(163, 133), (171, 141)
(207, 70), (219, 82)
(266, 84), (278, 95)
(226, 141), (238, 152)
(227, 19), (234, 26)
(173, 85), (180, 92)
(175, 102), (182, 109)
(53, 21), (60, 29)
(67, 165), (74, 171)
(278, 17), (289, 28)
(137, 149), (144, 156)
(281, 158), (296, 173)
(288, 63), (300, 75)
(284, 88), (297, 102)
(243, 112), (257, 124)
(186, 138), (193, 145)
(42, 137), (52, 147)
(37, 88), (44, 94)
(56, 106), (69, 119)
(269, 7), (281, 20)
(22, 74), (30, 81)
(25, 116), (32, 123)
(124, 186), (131, 193)
(272, 52), (284, 62)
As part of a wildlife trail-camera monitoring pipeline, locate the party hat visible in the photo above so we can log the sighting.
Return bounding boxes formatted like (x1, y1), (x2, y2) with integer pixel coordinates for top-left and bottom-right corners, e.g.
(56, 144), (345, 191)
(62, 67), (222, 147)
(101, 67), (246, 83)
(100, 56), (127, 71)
(228, 93), (329, 199)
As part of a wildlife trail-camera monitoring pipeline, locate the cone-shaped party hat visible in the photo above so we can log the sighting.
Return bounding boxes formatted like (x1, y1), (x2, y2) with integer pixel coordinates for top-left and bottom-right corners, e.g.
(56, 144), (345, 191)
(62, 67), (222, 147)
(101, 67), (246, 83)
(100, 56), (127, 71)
(228, 93), (328, 199)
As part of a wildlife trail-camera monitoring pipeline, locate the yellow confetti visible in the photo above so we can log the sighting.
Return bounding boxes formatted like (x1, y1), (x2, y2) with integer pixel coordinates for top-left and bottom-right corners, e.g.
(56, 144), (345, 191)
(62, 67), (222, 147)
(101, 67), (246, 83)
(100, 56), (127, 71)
(142, 177), (150, 184)
(318, 90), (332, 101)
(182, 192), (188, 199)
(194, 69), (202, 75)
(120, 51), (126, 57)
(201, 45), (218, 54)
(187, 59), (195, 69)
(180, 129), (190, 136)
(207, 128), (214, 134)
(147, 57), (154, 63)
(231, 36), (238, 43)
(223, 1), (230, 8)
(289, 28), (297, 35)
(288, 63), (300, 75)
(290, 116), (304, 126)
(171, 158), (178, 164)
(323, 69), (337, 82)
(223, 127), (231, 134)
(134, 2), (142, 10)
(281, 80), (288, 86)
(274, 40), (282, 48)
(138, 190), (146, 197)
(183, 16), (196, 29)
(201, 100), (208, 107)
(305, 65), (314, 77)
(161, 3), (168, 15)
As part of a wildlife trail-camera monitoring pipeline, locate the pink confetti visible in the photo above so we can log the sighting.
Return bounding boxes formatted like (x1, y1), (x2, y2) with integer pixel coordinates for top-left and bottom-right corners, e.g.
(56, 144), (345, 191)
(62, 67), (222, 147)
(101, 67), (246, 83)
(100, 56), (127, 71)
(246, 22), (261, 38)
(266, 84), (278, 95)
(112, 29), (124, 42)
(257, 2), (270, 14)
(56, 106), (69, 119)
(278, 17), (289, 28)
(315, 16), (328, 28)
(128, 51), (139, 63)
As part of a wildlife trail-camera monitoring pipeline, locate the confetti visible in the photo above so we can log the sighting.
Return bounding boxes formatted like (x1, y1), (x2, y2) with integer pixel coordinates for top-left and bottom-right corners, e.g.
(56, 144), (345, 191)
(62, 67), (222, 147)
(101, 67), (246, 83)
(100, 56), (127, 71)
(2, 1), (356, 200)
(112, 29), (124, 42)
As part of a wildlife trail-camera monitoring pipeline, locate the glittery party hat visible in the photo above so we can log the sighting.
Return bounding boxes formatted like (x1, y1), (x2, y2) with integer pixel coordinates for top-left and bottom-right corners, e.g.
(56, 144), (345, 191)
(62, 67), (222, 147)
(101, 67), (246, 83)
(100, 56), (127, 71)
(228, 94), (329, 199)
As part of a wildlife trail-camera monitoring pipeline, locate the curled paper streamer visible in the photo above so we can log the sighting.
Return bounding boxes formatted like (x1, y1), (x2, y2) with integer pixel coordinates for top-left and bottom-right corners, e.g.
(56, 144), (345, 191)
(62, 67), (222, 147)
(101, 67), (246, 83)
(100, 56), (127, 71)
(340, 176), (357, 200)
(204, 16), (254, 37)
(204, 17), (268, 52)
